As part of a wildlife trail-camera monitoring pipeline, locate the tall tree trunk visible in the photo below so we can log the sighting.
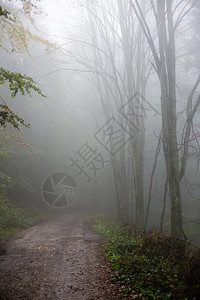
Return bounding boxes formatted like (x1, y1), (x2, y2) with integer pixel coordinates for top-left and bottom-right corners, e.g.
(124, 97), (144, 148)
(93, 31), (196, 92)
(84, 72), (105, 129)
(117, 0), (146, 229)
(157, 0), (183, 238)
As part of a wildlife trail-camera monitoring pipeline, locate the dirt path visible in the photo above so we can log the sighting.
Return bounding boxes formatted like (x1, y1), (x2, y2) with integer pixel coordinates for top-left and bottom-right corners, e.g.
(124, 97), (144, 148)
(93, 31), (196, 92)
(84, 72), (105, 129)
(0, 211), (122, 300)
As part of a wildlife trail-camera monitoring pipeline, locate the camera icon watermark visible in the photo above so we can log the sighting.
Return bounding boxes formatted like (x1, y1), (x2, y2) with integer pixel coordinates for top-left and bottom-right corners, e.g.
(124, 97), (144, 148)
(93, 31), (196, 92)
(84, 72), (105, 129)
(41, 172), (77, 209)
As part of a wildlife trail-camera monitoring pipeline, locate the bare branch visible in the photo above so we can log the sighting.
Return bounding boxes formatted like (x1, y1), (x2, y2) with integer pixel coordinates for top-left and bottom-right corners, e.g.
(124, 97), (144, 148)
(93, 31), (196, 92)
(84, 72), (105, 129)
(130, 0), (160, 73)
(179, 72), (200, 182)
(174, 0), (197, 32)
(144, 132), (161, 232)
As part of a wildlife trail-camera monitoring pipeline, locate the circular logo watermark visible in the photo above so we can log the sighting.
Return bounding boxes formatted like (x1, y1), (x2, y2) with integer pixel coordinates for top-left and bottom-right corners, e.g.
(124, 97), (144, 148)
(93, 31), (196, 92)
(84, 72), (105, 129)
(41, 172), (77, 209)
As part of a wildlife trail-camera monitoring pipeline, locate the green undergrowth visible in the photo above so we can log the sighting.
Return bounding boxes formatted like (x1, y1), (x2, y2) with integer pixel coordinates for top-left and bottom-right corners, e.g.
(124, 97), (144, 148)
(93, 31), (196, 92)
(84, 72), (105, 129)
(0, 196), (52, 241)
(94, 214), (200, 300)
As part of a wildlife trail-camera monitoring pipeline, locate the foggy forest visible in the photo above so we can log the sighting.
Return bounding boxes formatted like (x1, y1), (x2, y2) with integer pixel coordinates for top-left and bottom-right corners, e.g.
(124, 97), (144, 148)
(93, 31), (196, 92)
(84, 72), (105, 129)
(0, 0), (200, 299)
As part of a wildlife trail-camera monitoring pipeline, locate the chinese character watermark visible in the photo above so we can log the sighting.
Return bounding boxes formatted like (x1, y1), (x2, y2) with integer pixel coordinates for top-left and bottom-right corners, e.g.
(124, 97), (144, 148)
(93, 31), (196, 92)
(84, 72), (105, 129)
(69, 141), (109, 182)
(119, 92), (159, 132)
(93, 117), (133, 156)
(69, 92), (159, 182)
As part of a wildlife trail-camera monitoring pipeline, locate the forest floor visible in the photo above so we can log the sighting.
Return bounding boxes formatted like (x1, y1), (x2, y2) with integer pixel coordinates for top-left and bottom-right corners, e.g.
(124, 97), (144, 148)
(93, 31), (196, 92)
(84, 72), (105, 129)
(0, 210), (123, 300)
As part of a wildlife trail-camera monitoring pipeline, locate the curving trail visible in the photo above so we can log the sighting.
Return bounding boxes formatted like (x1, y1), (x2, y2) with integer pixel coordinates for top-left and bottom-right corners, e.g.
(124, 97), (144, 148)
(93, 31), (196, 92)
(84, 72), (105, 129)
(0, 211), (122, 300)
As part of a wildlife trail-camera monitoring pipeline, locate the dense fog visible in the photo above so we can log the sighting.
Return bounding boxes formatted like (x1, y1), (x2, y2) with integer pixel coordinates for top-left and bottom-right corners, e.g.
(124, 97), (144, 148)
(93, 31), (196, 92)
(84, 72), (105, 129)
(0, 0), (200, 244)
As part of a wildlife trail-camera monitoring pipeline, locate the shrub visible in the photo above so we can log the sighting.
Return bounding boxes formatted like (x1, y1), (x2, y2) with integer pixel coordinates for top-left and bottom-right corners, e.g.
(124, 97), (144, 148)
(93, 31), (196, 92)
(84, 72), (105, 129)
(94, 215), (200, 300)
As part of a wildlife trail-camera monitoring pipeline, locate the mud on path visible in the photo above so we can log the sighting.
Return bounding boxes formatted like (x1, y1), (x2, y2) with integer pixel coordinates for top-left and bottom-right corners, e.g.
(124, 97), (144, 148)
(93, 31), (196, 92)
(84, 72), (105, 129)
(0, 211), (122, 300)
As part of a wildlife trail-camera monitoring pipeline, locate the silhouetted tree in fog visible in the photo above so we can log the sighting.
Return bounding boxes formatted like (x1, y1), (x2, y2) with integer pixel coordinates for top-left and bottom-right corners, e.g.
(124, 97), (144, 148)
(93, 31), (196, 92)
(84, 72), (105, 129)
(131, 0), (200, 238)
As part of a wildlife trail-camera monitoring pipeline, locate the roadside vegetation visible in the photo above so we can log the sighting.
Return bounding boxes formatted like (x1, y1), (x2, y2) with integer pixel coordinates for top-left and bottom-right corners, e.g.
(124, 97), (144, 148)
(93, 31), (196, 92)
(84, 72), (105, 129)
(0, 163), (52, 241)
(0, 195), (51, 241)
(94, 215), (200, 300)
(0, 4), (53, 242)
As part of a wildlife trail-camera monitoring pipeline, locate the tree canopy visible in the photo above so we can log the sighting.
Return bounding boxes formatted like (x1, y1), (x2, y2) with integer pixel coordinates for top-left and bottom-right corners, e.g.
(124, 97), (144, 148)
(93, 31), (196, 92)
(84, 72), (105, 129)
(0, 5), (46, 135)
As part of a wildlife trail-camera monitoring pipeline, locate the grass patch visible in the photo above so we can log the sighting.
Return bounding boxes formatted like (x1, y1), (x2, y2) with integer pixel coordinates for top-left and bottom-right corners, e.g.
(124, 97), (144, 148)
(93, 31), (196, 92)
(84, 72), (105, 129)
(0, 196), (52, 241)
(94, 214), (200, 300)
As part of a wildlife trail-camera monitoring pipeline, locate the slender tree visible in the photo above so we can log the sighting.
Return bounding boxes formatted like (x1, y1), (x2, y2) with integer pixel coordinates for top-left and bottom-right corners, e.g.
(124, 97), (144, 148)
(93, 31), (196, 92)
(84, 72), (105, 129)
(79, 0), (149, 226)
(131, 0), (200, 237)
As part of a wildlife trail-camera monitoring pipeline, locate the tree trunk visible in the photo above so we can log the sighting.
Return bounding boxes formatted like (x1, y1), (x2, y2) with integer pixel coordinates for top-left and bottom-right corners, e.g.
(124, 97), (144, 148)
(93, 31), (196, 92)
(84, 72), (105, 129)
(157, 0), (183, 238)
